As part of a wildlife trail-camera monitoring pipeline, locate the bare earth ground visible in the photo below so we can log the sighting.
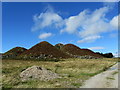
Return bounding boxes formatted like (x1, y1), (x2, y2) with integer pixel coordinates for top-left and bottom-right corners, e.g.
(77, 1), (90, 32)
(81, 63), (119, 88)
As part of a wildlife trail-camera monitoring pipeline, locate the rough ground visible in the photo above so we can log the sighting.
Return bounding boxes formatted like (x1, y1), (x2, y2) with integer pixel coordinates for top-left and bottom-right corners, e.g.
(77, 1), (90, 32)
(20, 66), (60, 81)
(81, 63), (118, 88)
(2, 58), (117, 88)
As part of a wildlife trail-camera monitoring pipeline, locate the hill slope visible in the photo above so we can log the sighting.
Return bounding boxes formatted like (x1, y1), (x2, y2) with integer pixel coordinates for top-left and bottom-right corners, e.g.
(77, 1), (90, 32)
(3, 47), (27, 59)
(61, 44), (81, 56)
(80, 49), (103, 58)
(55, 43), (64, 49)
(19, 41), (71, 59)
(61, 44), (103, 58)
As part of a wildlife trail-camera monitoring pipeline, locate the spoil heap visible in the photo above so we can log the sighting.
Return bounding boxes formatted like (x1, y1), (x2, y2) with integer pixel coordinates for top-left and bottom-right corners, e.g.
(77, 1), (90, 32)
(19, 41), (70, 59)
(20, 66), (60, 81)
(3, 47), (27, 59)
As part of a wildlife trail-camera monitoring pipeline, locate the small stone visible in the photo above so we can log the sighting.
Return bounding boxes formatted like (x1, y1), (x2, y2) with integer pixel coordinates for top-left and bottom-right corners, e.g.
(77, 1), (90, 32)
(55, 83), (61, 87)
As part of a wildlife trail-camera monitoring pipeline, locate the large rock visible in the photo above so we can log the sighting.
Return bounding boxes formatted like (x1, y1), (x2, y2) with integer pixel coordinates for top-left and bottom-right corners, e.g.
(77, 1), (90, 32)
(20, 66), (60, 81)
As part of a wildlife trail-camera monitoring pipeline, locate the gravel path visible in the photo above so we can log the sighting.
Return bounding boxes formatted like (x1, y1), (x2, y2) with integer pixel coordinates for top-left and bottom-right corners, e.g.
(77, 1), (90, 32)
(80, 63), (118, 88)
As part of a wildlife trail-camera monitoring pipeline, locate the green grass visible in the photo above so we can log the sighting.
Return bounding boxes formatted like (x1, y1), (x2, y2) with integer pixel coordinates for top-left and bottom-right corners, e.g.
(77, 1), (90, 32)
(106, 77), (115, 80)
(80, 72), (98, 76)
(2, 58), (117, 88)
(112, 71), (118, 75)
(72, 83), (82, 88)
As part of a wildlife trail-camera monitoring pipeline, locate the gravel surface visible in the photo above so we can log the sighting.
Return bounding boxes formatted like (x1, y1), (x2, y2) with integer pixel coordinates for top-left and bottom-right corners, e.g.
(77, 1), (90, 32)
(80, 63), (118, 88)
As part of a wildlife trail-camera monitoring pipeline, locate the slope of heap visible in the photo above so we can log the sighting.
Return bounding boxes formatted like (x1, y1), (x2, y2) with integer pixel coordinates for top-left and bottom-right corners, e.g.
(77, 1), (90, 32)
(19, 41), (71, 59)
(61, 44), (103, 58)
(60, 44), (81, 56)
(79, 49), (103, 58)
(55, 43), (64, 49)
(3, 47), (27, 59)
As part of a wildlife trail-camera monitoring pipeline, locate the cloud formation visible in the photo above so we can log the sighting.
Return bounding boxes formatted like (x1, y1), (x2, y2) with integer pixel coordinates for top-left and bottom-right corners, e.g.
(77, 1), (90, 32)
(62, 7), (109, 35)
(110, 15), (119, 29)
(61, 7), (118, 43)
(32, 10), (62, 31)
(77, 35), (101, 43)
(38, 32), (52, 39)
(113, 52), (120, 57)
(32, 5), (119, 42)
(60, 10), (88, 34)
(89, 46), (105, 50)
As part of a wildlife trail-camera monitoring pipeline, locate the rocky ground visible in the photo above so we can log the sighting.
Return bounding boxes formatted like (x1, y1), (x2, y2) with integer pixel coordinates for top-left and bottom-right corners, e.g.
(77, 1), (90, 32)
(20, 66), (60, 81)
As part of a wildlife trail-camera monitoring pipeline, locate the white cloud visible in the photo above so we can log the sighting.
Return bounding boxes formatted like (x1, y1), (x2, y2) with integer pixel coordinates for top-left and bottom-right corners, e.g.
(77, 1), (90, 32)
(32, 5), (119, 43)
(38, 32), (52, 39)
(61, 7), (110, 36)
(60, 6), (118, 43)
(113, 52), (120, 57)
(110, 15), (119, 30)
(32, 10), (63, 31)
(89, 47), (105, 50)
(60, 10), (88, 34)
(77, 35), (101, 43)
(79, 21), (110, 38)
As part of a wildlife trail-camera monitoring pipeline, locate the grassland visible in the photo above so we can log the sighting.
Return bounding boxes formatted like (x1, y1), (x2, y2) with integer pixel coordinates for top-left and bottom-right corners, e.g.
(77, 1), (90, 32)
(2, 58), (118, 88)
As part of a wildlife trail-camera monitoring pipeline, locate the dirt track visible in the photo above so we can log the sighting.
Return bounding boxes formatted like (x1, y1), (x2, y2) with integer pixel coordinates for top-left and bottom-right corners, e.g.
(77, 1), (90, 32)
(80, 63), (118, 88)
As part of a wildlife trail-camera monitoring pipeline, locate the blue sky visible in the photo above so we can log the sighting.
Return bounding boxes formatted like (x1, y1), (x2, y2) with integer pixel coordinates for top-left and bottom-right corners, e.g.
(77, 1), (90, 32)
(2, 2), (119, 56)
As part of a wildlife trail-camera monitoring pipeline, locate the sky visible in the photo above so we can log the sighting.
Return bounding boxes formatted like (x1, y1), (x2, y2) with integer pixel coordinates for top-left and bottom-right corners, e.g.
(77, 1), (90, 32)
(2, 2), (119, 56)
